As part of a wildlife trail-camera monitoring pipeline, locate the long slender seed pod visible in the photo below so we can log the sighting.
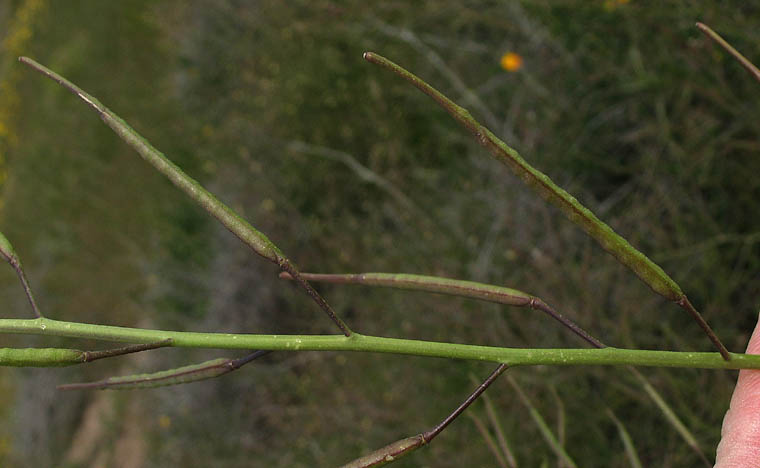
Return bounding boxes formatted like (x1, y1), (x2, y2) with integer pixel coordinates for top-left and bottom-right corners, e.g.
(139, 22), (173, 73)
(281, 272), (534, 305)
(0, 340), (172, 367)
(0, 347), (86, 367)
(18, 57), (351, 337)
(58, 350), (270, 390)
(59, 358), (232, 390)
(339, 435), (427, 468)
(363, 52), (729, 360)
(280, 271), (603, 348)
(340, 364), (508, 468)
(0, 231), (41, 318)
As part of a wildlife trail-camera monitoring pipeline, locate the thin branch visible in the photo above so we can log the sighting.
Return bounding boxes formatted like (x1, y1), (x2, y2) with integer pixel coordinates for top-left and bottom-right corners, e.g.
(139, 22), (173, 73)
(385, 265), (708, 467)
(696, 22), (760, 84)
(280, 270), (716, 461)
(340, 364), (508, 467)
(423, 364), (509, 441)
(277, 259), (351, 336)
(81, 338), (174, 362)
(363, 51), (730, 360)
(0, 231), (42, 318)
(18, 56), (352, 337)
(677, 296), (728, 362)
(279, 271), (604, 348)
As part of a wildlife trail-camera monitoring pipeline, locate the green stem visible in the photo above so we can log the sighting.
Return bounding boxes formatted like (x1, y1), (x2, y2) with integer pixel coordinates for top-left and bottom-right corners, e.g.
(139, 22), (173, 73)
(0, 317), (757, 370)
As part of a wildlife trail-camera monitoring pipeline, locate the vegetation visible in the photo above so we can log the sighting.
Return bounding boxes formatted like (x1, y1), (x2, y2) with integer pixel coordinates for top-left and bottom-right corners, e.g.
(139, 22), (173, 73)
(0, 2), (758, 466)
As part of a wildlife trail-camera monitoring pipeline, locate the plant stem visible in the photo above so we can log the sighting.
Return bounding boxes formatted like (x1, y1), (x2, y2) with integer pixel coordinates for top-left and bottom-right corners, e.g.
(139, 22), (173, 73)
(0, 231), (42, 318)
(283, 272), (707, 459)
(80, 339), (173, 362)
(0, 317), (758, 370)
(18, 56), (352, 337)
(277, 260), (352, 336)
(677, 296), (730, 363)
(423, 364), (509, 441)
(696, 22), (760, 84)
(340, 364), (508, 467)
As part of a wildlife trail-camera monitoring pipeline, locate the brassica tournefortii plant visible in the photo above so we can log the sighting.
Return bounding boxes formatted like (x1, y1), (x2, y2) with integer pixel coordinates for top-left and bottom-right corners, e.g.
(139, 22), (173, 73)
(0, 22), (757, 467)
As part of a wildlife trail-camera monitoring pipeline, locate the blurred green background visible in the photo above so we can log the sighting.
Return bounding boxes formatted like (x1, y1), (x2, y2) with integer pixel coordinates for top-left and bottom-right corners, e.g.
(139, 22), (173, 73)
(0, 1), (758, 466)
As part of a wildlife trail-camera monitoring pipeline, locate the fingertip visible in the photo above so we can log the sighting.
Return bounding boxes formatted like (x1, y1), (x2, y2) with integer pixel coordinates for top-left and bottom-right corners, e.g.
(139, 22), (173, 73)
(715, 309), (760, 467)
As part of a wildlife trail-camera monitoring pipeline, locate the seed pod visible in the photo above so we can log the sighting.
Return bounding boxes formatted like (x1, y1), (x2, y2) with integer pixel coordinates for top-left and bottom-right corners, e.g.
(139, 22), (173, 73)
(58, 350), (270, 390)
(340, 435), (426, 468)
(363, 51), (729, 359)
(19, 56), (351, 336)
(59, 358), (233, 390)
(280, 271), (605, 348)
(0, 347), (85, 367)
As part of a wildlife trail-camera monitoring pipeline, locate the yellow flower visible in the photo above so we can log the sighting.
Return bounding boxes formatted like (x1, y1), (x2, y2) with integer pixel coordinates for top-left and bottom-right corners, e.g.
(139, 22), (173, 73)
(500, 52), (523, 72)
(158, 414), (171, 429)
(604, 0), (630, 11)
